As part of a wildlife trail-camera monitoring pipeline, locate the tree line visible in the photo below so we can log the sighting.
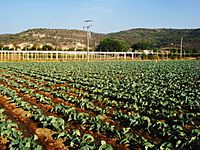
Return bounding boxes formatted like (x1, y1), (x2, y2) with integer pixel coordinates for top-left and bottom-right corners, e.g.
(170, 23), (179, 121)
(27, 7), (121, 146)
(95, 38), (199, 54)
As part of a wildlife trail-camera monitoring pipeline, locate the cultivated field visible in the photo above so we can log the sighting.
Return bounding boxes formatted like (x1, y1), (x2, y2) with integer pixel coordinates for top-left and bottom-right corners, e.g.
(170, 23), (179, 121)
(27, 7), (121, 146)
(0, 61), (199, 150)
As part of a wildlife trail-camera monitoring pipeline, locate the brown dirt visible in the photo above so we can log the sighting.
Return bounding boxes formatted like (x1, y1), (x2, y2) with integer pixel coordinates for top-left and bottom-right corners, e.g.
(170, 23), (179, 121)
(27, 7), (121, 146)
(0, 80), (125, 148)
(0, 94), (68, 149)
(35, 128), (67, 150)
(0, 137), (8, 150)
(1, 71), (165, 148)
(0, 95), (36, 137)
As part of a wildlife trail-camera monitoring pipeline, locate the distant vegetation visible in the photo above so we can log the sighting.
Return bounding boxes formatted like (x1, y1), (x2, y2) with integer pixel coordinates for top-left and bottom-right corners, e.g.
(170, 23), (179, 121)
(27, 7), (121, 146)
(96, 38), (128, 52)
(108, 28), (200, 51)
(131, 42), (154, 50)
(0, 28), (199, 52)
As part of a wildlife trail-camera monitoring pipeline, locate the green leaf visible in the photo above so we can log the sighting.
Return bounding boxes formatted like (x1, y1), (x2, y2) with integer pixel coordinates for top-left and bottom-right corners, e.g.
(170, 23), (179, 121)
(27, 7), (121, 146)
(160, 142), (173, 150)
(82, 134), (94, 143)
(24, 142), (31, 148)
(175, 140), (182, 148)
(99, 141), (113, 150)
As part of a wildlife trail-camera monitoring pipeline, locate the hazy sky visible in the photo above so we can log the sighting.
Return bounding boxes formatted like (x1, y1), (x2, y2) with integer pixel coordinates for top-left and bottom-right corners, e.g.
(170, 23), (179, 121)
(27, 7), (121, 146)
(0, 0), (200, 34)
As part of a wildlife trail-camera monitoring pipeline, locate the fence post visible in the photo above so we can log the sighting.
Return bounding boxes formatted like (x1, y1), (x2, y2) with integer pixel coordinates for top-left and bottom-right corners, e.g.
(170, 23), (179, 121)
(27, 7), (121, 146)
(56, 51), (58, 61)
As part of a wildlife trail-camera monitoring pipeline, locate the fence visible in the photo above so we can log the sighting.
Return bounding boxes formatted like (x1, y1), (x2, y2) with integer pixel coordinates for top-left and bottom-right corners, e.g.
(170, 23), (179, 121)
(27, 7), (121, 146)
(0, 50), (198, 61)
(0, 51), (141, 61)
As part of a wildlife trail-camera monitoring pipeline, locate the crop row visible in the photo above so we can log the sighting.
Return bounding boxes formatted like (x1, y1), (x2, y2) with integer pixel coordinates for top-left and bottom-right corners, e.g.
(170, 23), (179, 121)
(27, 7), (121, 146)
(0, 61), (200, 149)
(1, 73), (162, 149)
(0, 81), (117, 149)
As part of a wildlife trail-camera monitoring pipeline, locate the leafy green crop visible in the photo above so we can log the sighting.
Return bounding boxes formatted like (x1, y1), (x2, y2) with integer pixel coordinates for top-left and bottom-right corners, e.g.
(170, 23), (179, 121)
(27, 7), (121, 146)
(0, 60), (199, 149)
(0, 109), (42, 150)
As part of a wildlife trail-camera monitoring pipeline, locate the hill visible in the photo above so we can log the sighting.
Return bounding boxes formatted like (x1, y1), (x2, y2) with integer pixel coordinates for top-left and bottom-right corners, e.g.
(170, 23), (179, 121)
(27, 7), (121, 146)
(0, 28), (104, 50)
(108, 28), (200, 50)
(0, 28), (199, 50)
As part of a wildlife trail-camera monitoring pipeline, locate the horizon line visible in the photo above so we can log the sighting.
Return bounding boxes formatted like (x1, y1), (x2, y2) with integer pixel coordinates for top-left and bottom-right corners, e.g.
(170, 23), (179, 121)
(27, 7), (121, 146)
(1, 27), (200, 35)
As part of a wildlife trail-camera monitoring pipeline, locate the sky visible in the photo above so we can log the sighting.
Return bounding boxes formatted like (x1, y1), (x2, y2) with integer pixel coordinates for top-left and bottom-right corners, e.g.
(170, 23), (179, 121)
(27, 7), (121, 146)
(0, 0), (200, 34)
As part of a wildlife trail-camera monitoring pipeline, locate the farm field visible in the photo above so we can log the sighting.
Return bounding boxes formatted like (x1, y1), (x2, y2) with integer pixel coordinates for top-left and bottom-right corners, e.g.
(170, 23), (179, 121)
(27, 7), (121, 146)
(0, 61), (199, 150)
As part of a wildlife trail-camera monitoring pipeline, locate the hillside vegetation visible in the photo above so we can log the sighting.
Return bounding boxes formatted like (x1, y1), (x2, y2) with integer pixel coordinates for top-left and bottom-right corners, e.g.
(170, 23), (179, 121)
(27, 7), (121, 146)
(0, 28), (199, 50)
(108, 28), (200, 50)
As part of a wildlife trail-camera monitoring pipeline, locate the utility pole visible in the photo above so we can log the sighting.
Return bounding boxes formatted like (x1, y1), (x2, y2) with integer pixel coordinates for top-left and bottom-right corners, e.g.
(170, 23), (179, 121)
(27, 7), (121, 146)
(180, 37), (183, 58)
(83, 20), (93, 61)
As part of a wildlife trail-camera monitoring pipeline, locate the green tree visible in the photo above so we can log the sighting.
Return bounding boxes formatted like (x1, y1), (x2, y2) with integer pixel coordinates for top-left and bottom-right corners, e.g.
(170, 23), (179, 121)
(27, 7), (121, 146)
(2, 46), (9, 50)
(32, 43), (41, 50)
(68, 47), (75, 51)
(13, 43), (20, 50)
(131, 42), (153, 51)
(96, 38), (128, 52)
(42, 45), (53, 51)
